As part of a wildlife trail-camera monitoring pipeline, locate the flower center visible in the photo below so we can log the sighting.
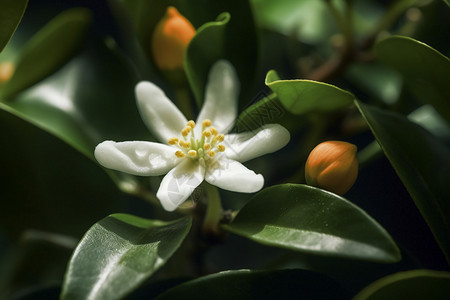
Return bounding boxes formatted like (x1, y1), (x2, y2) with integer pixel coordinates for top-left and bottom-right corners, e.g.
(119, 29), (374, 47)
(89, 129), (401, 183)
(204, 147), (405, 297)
(168, 119), (226, 160)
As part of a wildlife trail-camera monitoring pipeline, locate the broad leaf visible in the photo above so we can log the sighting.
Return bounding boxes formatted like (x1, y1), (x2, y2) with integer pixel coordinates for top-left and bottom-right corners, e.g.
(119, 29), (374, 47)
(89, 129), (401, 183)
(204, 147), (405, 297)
(61, 214), (192, 300)
(0, 7), (92, 99)
(155, 269), (348, 300)
(223, 184), (401, 263)
(0, 109), (127, 239)
(354, 269), (450, 300)
(0, 0), (28, 53)
(356, 101), (450, 263)
(375, 36), (450, 123)
(265, 70), (354, 115)
(0, 33), (154, 196)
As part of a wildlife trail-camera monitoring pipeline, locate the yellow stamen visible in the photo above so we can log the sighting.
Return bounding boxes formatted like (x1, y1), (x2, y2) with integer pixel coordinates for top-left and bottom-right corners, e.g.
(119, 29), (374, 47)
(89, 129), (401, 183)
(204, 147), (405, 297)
(203, 143), (211, 150)
(217, 144), (225, 152)
(175, 150), (185, 158)
(202, 119), (212, 128)
(202, 130), (212, 137)
(188, 150), (197, 157)
(210, 127), (218, 136)
(181, 126), (191, 136)
(187, 120), (196, 128)
(179, 140), (191, 148)
(168, 137), (179, 145)
(207, 150), (216, 157)
(213, 134), (225, 143)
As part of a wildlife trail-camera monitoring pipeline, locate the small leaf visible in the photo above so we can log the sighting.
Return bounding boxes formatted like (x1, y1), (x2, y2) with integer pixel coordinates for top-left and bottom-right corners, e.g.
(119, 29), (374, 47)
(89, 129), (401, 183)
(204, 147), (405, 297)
(223, 184), (401, 263)
(0, 0), (28, 53)
(1, 7), (92, 99)
(60, 214), (192, 300)
(375, 36), (450, 123)
(185, 12), (230, 106)
(354, 269), (450, 300)
(155, 269), (348, 300)
(265, 70), (354, 115)
(356, 101), (450, 263)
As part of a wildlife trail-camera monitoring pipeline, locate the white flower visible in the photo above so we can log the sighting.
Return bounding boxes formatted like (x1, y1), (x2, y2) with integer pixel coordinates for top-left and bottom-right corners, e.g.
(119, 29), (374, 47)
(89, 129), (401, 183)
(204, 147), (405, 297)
(95, 60), (290, 211)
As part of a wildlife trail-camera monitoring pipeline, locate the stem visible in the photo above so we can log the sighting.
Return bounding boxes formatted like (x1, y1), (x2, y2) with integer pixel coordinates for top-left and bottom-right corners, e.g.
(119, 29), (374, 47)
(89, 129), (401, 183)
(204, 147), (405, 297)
(202, 183), (222, 235)
(308, 0), (355, 82)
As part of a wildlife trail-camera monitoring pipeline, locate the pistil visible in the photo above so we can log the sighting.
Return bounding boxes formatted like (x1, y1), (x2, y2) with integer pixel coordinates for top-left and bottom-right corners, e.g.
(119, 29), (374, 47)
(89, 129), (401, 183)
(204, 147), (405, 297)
(168, 119), (226, 161)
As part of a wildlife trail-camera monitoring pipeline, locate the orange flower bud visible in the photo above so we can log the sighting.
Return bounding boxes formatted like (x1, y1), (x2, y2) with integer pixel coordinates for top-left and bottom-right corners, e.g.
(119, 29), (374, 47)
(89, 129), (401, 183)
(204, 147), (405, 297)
(305, 141), (358, 195)
(152, 6), (196, 71)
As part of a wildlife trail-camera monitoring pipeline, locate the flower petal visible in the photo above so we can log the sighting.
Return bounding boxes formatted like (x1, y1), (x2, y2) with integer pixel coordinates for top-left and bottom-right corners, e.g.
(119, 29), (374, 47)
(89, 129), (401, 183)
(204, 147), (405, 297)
(224, 124), (290, 162)
(95, 141), (178, 176)
(135, 81), (187, 143)
(195, 60), (239, 135)
(205, 158), (264, 193)
(157, 159), (205, 211)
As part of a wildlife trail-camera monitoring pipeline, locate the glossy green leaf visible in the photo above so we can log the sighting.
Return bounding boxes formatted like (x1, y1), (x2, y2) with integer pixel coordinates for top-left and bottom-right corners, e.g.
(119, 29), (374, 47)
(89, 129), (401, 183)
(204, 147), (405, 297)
(0, 7), (92, 99)
(354, 269), (450, 300)
(375, 36), (450, 122)
(155, 269), (348, 300)
(0, 108), (127, 239)
(0, 0), (28, 53)
(61, 214), (192, 300)
(356, 101), (450, 263)
(223, 184), (401, 263)
(185, 12), (230, 106)
(265, 70), (354, 115)
(0, 31), (155, 196)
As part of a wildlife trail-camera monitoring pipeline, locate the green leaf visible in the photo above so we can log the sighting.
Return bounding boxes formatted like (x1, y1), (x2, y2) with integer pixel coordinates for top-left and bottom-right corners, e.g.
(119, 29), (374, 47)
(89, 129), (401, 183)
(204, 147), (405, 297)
(185, 12), (230, 106)
(265, 70), (354, 115)
(0, 7), (92, 99)
(0, 0), (28, 53)
(155, 269), (348, 300)
(375, 36), (450, 123)
(354, 269), (450, 300)
(356, 101), (450, 263)
(223, 184), (401, 263)
(0, 109), (127, 239)
(61, 215), (192, 300)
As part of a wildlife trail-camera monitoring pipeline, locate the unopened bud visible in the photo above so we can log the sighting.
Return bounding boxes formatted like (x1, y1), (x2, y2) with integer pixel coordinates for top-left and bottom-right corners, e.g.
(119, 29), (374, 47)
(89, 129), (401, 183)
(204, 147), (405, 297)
(305, 141), (358, 195)
(151, 6), (195, 71)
